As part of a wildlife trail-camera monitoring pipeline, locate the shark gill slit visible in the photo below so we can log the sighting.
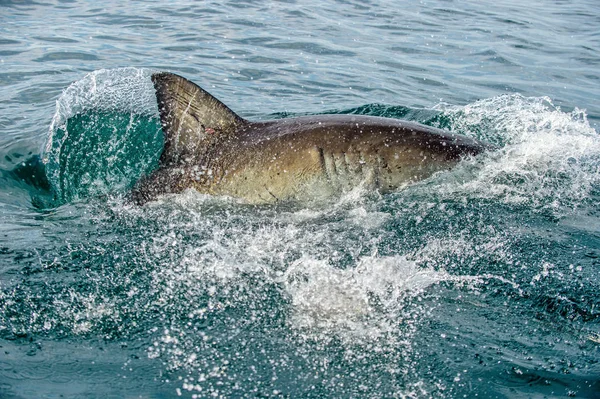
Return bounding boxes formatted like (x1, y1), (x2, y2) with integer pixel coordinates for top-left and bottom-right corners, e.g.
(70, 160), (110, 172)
(344, 151), (358, 178)
(322, 149), (337, 189)
(317, 147), (327, 180)
(264, 185), (279, 202)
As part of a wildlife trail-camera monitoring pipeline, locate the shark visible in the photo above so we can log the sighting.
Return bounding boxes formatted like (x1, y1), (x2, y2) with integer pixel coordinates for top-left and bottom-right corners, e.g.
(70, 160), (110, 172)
(131, 72), (492, 204)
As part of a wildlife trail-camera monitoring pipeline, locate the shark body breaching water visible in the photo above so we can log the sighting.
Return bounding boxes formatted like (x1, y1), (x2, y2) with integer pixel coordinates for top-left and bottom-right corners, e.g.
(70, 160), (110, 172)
(132, 73), (493, 204)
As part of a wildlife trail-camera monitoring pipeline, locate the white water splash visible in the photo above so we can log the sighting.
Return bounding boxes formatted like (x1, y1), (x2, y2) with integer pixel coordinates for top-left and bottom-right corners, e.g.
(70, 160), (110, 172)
(431, 94), (600, 213)
(279, 255), (451, 339)
(43, 67), (157, 164)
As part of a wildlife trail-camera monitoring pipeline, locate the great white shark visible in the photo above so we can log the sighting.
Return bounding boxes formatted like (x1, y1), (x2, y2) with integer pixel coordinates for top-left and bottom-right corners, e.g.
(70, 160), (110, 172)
(132, 72), (493, 204)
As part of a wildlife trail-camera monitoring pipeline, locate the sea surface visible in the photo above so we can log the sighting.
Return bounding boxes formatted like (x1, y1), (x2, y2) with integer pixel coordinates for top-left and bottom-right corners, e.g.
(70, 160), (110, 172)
(1, 0), (599, 398)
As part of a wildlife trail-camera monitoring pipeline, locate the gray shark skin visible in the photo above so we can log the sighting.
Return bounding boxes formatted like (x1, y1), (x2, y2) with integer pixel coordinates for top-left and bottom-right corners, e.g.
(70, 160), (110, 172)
(132, 72), (492, 204)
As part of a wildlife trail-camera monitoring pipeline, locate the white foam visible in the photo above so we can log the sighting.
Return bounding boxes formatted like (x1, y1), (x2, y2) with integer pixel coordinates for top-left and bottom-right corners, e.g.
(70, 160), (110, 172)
(280, 255), (451, 337)
(430, 94), (600, 214)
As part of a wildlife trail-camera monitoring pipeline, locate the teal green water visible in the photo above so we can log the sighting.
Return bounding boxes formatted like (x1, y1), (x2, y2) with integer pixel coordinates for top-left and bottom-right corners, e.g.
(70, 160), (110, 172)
(44, 110), (162, 203)
(1, 1), (600, 398)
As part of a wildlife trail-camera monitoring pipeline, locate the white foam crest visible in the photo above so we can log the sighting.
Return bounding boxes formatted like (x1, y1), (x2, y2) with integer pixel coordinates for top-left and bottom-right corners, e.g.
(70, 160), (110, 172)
(432, 95), (600, 212)
(280, 255), (451, 337)
(43, 68), (157, 164)
(436, 94), (595, 144)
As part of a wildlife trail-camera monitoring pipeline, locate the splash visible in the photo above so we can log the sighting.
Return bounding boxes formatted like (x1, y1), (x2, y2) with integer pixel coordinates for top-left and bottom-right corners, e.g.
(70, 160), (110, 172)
(46, 68), (158, 146)
(429, 94), (600, 215)
(281, 255), (449, 334)
(42, 68), (163, 203)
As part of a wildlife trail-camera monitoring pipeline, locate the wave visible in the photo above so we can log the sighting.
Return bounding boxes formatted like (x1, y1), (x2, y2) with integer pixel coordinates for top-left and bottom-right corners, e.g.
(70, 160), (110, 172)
(41, 68), (163, 204)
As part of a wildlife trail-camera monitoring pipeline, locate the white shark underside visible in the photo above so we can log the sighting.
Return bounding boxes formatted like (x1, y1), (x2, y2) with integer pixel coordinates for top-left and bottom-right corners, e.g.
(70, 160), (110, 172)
(132, 73), (493, 204)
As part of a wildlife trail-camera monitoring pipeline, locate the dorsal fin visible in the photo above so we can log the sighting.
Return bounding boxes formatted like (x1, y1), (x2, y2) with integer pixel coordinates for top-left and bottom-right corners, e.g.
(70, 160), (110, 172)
(151, 72), (246, 166)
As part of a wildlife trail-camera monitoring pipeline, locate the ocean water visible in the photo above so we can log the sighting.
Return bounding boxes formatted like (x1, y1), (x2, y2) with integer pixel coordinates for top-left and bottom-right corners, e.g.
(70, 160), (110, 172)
(1, 0), (599, 398)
